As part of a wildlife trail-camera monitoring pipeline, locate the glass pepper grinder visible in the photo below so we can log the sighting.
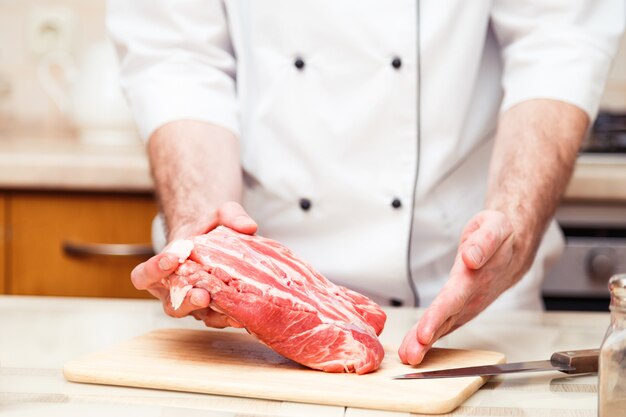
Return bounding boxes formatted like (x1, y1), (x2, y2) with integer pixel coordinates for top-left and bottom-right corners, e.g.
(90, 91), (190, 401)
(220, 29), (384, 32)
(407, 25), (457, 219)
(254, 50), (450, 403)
(598, 274), (626, 416)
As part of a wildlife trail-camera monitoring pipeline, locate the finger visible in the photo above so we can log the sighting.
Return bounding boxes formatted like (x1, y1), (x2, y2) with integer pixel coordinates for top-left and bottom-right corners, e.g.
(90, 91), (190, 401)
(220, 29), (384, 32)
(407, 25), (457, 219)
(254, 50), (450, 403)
(440, 321), (465, 339)
(227, 317), (245, 328)
(191, 308), (233, 328)
(427, 315), (458, 345)
(399, 324), (424, 365)
(403, 340), (431, 366)
(459, 215), (482, 245)
(130, 252), (180, 290)
(218, 201), (258, 234)
(416, 271), (473, 346)
(147, 287), (168, 300)
(461, 211), (512, 270)
(163, 288), (211, 318)
(202, 309), (234, 328)
(402, 316), (462, 365)
(400, 311), (466, 364)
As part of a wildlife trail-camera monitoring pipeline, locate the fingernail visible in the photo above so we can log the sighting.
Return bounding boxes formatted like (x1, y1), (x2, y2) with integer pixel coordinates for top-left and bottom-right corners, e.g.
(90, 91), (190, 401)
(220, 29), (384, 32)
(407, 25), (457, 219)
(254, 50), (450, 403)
(158, 256), (175, 271)
(467, 245), (483, 266)
(190, 291), (206, 307)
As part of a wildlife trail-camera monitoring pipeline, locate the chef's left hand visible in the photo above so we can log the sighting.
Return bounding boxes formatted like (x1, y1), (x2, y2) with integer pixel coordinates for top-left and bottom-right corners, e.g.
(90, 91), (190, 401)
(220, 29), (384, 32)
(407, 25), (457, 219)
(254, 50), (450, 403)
(398, 209), (525, 365)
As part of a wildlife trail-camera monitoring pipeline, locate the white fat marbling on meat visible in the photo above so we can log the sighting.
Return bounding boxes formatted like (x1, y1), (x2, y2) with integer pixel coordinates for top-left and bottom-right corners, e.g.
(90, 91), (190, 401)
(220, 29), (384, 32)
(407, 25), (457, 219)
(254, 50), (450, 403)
(194, 232), (367, 327)
(166, 239), (194, 263)
(170, 284), (192, 310)
(280, 323), (368, 372)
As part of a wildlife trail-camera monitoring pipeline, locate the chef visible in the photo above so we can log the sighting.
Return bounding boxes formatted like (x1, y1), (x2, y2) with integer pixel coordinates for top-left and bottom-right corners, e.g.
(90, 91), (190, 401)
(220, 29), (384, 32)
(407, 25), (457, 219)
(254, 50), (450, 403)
(107, 1), (624, 365)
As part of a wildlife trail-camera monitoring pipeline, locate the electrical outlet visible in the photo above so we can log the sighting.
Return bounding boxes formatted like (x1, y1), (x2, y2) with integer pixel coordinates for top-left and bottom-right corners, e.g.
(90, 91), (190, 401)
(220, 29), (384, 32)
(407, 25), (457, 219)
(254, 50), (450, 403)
(28, 6), (74, 57)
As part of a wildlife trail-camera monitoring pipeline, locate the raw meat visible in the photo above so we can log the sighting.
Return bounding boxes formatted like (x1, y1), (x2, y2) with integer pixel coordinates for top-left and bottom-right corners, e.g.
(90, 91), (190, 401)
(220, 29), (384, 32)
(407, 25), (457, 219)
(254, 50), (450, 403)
(165, 226), (386, 374)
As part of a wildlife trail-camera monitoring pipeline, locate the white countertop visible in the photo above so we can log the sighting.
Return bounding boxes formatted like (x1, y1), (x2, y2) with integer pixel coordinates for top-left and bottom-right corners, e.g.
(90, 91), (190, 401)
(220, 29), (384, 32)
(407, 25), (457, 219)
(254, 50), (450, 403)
(0, 136), (152, 193)
(566, 153), (626, 202)
(0, 295), (610, 416)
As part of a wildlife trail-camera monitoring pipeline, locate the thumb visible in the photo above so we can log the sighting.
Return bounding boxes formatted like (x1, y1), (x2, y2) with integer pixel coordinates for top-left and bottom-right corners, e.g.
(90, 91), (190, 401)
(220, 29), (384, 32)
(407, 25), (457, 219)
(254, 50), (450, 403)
(218, 201), (258, 235)
(461, 210), (512, 270)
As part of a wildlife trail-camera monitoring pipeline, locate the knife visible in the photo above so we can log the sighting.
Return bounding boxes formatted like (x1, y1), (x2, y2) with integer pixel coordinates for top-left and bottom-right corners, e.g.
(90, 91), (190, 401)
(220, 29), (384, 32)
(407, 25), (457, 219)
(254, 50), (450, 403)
(393, 349), (599, 379)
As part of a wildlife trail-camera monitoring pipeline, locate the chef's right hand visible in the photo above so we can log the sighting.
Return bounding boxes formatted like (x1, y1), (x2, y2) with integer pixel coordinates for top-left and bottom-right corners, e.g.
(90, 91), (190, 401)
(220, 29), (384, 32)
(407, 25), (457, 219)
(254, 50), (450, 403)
(130, 202), (257, 327)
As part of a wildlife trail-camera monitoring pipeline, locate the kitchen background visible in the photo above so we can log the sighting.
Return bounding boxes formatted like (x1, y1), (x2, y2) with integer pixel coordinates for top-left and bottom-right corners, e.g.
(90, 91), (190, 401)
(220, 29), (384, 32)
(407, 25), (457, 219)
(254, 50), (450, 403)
(0, 1), (625, 310)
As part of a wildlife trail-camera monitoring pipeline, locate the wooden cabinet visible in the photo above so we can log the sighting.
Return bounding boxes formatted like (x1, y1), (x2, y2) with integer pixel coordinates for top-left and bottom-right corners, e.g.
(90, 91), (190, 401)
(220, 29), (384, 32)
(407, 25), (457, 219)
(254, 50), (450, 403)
(0, 193), (5, 294)
(6, 192), (157, 298)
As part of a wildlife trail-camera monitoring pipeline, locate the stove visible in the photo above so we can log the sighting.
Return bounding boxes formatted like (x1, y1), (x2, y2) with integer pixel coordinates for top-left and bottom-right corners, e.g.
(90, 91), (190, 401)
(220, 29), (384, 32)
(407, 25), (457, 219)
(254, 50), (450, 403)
(581, 112), (626, 153)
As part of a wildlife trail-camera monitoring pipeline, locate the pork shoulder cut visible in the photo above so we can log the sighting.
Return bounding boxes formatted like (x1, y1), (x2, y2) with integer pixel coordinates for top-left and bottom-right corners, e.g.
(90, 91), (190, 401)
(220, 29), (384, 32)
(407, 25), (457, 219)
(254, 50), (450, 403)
(164, 225), (386, 374)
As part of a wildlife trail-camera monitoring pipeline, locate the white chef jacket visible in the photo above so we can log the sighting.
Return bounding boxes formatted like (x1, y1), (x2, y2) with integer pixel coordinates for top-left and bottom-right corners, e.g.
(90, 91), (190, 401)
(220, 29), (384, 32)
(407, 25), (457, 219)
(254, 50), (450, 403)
(107, 1), (624, 308)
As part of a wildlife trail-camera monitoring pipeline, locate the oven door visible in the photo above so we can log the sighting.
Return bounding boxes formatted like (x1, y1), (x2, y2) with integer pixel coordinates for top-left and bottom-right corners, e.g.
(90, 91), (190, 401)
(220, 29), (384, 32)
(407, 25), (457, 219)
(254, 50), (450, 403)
(543, 203), (626, 311)
(543, 236), (626, 311)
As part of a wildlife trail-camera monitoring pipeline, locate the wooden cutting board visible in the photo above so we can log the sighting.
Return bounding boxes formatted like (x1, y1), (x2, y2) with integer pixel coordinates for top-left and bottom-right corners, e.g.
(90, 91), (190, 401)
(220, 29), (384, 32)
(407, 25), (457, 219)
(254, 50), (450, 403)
(63, 328), (505, 414)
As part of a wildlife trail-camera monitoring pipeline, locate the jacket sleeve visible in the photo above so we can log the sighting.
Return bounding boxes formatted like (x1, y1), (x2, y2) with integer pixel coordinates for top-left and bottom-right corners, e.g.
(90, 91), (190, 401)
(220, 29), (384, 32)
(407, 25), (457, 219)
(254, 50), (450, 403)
(106, 0), (238, 141)
(491, 0), (625, 119)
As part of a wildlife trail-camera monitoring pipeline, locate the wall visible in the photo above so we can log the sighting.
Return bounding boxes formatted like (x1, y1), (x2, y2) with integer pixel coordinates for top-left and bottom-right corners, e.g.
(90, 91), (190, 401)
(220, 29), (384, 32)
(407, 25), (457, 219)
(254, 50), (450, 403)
(0, 0), (106, 135)
(602, 30), (626, 112)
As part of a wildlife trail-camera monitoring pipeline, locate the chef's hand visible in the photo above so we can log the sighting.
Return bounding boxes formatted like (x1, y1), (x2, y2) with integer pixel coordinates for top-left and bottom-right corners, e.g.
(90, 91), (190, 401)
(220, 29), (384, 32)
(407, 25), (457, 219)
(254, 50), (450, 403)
(130, 201), (257, 327)
(399, 209), (523, 365)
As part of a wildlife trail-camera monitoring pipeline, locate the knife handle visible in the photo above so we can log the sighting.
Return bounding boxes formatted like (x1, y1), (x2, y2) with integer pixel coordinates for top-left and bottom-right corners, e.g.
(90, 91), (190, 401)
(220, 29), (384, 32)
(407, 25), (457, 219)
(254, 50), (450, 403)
(550, 349), (599, 374)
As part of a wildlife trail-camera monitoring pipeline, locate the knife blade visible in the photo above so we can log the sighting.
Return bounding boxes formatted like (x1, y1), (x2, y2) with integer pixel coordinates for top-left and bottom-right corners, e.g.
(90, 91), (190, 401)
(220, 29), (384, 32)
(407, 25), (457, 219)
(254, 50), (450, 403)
(393, 348), (599, 379)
